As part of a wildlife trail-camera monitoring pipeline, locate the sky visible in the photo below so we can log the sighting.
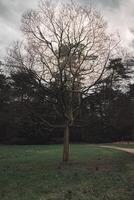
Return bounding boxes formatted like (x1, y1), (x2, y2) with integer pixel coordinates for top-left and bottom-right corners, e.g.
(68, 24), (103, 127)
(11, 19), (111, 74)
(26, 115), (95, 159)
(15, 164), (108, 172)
(0, 0), (134, 59)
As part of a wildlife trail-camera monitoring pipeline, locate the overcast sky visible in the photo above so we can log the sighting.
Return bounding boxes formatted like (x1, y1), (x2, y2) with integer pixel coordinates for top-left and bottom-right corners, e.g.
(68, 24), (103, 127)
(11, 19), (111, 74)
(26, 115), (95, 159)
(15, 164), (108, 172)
(0, 0), (134, 59)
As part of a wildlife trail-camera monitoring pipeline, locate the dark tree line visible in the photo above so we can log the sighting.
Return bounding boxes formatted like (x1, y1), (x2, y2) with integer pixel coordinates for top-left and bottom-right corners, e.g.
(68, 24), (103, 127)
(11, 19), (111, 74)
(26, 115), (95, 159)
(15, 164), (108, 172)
(0, 57), (134, 145)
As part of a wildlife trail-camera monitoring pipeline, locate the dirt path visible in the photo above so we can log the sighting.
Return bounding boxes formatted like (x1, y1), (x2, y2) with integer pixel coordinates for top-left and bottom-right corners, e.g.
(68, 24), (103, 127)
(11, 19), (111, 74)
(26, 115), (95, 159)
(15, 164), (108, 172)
(101, 146), (134, 154)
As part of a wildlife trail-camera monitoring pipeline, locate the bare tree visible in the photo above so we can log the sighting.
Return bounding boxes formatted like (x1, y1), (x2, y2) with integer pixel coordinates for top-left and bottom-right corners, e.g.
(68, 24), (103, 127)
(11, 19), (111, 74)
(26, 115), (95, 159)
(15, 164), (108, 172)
(6, 0), (118, 161)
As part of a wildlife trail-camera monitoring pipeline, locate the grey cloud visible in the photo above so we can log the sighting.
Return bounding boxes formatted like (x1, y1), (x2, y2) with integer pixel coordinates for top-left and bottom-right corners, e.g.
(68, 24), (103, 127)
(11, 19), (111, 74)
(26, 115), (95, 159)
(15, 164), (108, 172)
(81, 0), (134, 51)
(0, 0), (38, 59)
(100, 0), (134, 50)
(78, 0), (120, 8)
(0, 0), (134, 59)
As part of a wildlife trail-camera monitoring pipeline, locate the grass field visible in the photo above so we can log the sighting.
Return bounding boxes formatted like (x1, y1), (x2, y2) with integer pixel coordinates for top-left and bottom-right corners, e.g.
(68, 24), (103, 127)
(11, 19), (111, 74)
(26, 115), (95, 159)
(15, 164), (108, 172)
(0, 144), (134, 200)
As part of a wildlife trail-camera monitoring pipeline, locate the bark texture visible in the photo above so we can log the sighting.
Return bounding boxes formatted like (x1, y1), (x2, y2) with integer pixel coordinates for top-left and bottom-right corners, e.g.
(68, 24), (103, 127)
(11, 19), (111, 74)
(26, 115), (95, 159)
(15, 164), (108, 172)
(63, 122), (69, 162)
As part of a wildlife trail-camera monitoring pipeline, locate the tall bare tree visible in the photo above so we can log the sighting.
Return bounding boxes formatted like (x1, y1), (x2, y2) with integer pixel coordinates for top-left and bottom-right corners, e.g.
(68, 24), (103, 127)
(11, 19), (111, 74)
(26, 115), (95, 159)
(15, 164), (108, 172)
(6, 0), (118, 161)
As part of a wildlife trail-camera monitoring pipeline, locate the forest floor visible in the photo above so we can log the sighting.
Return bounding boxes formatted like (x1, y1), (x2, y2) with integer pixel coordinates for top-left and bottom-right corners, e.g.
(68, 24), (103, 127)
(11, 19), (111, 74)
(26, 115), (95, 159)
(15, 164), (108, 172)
(0, 144), (134, 200)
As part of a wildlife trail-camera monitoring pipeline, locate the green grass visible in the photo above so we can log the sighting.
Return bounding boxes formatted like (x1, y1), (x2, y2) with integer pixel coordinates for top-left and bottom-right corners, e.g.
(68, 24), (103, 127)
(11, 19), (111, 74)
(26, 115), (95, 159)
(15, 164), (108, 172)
(0, 144), (134, 200)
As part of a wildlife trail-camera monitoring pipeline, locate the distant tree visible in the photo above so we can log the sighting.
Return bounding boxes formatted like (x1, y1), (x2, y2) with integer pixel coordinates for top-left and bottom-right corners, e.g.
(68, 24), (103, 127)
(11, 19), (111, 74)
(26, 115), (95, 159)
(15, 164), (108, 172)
(0, 72), (10, 105)
(0, 69), (11, 142)
(127, 83), (134, 140)
(10, 69), (37, 102)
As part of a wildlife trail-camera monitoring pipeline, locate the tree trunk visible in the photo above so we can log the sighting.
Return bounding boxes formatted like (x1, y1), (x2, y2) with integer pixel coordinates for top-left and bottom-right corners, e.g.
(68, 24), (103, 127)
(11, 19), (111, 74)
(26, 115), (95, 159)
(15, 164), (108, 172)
(63, 121), (69, 162)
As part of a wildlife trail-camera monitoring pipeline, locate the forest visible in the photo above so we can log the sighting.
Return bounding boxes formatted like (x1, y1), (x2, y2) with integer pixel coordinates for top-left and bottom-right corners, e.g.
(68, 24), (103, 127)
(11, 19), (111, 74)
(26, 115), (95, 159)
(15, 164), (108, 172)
(0, 57), (134, 145)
